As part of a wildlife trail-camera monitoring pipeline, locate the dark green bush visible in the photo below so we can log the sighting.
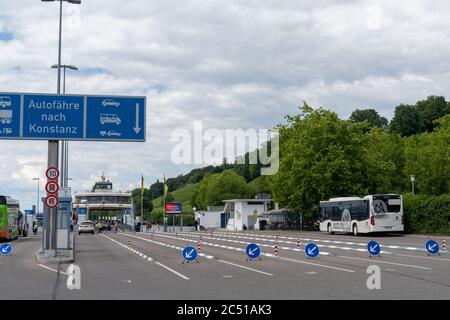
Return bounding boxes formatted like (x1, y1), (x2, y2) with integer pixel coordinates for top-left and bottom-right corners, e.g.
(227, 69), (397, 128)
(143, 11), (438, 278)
(403, 193), (450, 235)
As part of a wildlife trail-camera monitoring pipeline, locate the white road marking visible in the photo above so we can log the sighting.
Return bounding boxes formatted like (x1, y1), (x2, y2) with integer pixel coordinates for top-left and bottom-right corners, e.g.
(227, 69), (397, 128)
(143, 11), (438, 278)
(216, 259), (273, 276)
(101, 234), (193, 279)
(336, 255), (431, 270)
(395, 253), (450, 262)
(154, 262), (190, 280)
(212, 231), (431, 253)
(278, 256), (355, 273)
(37, 264), (68, 276)
(143, 232), (355, 273)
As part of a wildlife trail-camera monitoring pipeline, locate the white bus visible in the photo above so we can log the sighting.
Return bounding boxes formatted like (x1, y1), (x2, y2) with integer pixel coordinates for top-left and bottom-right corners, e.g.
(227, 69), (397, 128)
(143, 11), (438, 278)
(318, 194), (403, 235)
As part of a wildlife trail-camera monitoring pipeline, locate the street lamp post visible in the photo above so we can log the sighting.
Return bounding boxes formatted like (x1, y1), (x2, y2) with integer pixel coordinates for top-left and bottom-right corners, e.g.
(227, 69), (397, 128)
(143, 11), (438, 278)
(32, 178), (41, 217)
(42, 0), (81, 257)
(51, 64), (78, 188)
(410, 175), (416, 194)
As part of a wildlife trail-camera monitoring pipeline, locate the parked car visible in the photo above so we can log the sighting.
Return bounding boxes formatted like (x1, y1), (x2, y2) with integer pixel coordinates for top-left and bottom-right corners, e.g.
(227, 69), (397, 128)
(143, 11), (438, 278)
(78, 221), (95, 235)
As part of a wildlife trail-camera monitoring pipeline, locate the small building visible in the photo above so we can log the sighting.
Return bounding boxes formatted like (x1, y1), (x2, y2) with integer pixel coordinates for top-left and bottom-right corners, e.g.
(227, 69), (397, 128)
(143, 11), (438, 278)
(223, 199), (274, 231)
(195, 206), (224, 230)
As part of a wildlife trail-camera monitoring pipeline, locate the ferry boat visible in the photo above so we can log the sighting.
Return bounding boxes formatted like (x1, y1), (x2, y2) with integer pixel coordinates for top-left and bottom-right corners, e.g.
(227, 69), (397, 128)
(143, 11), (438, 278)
(72, 174), (134, 225)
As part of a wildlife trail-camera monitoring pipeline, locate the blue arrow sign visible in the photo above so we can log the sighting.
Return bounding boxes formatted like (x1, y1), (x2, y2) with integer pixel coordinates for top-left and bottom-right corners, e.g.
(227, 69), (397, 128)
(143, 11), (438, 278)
(182, 246), (198, 261)
(425, 239), (439, 255)
(367, 241), (381, 256)
(0, 243), (12, 256)
(246, 243), (260, 259)
(0, 92), (146, 142)
(305, 243), (319, 258)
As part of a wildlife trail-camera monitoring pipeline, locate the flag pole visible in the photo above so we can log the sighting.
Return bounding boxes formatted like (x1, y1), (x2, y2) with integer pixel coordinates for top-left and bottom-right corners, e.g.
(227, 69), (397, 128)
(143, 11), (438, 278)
(141, 174), (144, 232)
(163, 174), (167, 232)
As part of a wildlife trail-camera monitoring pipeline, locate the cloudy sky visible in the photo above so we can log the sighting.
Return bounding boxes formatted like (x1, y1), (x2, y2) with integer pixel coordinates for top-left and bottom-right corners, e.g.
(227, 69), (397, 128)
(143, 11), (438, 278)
(1, 0), (449, 210)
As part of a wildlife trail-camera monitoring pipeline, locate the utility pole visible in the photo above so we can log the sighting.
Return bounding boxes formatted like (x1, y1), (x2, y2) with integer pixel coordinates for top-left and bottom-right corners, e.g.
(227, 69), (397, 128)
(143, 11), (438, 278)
(42, 0), (81, 257)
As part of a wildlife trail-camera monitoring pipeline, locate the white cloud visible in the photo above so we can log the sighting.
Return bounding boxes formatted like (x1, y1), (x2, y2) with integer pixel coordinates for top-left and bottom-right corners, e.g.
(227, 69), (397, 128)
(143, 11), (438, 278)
(1, 0), (450, 209)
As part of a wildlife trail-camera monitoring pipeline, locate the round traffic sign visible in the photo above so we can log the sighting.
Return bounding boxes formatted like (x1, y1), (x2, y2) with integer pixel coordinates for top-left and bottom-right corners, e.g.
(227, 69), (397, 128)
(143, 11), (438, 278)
(0, 243), (12, 256)
(45, 181), (59, 194)
(305, 243), (319, 258)
(45, 195), (59, 209)
(367, 241), (381, 256)
(425, 239), (439, 255)
(46, 167), (60, 180)
(182, 246), (198, 261)
(246, 243), (261, 259)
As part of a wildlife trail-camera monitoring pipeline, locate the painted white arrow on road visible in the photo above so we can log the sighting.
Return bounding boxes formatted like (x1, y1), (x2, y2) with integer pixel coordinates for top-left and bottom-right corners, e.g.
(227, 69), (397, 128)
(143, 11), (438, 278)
(133, 103), (141, 134)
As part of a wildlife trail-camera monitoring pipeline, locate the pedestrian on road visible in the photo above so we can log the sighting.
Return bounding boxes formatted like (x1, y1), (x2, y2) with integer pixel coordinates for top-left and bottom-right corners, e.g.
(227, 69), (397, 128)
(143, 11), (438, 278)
(242, 224), (247, 231)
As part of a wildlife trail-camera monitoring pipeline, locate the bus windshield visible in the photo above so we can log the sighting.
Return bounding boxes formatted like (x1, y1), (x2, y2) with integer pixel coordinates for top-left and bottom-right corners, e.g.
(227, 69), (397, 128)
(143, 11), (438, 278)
(372, 195), (401, 213)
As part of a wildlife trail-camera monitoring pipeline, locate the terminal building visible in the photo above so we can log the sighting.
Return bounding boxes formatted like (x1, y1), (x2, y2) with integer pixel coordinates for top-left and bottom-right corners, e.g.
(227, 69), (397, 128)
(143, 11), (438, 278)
(72, 174), (134, 226)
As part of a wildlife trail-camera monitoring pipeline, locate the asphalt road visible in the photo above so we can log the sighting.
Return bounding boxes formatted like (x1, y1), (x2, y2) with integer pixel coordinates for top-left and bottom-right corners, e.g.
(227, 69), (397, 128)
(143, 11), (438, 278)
(1, 230), (450, 299)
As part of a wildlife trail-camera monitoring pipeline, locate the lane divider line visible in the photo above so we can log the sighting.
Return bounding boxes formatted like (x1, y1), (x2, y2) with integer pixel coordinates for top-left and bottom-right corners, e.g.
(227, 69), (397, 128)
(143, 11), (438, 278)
(101, 234), (189, 280)
(136, 232), (355, 273)
(118, 232), (274, 276)
(37, 264), (68, 276)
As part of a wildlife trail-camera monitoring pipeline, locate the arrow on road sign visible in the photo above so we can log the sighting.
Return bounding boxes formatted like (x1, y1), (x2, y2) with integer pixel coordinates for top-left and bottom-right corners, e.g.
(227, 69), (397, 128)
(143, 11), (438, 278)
(0, 243), (12, 256)
(370, 245), (378, 253)
(428, 244), (437, 251)
(133, 103), (141, 134)
(307, 247), (317, 255)
(249, 247), (258, 256)
(186, 249), (195, 259)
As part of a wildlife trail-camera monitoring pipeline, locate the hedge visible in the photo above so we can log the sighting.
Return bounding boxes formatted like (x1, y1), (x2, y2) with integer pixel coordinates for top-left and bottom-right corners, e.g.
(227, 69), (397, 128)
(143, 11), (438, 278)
(403, 193), (450, 235)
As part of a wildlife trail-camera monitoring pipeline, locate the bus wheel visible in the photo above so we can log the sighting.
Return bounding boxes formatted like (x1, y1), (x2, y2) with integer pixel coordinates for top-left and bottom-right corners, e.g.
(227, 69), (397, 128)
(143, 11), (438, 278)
(327, 224), (334, 234)
(353, 224), (359, 236)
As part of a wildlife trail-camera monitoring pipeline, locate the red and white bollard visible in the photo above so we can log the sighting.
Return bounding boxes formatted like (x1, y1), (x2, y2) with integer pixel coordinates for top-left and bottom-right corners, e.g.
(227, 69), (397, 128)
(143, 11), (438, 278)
(274, 242), (279, 256)
(198, 234), (202, 253)
(443, 240), (447, 252)
(127, 237), (130, 247)
(296, 239), (301, 250)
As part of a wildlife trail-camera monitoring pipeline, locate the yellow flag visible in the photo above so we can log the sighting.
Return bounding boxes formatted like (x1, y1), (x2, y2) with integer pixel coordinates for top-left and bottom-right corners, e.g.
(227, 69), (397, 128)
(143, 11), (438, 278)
(163, 174), (168, 198)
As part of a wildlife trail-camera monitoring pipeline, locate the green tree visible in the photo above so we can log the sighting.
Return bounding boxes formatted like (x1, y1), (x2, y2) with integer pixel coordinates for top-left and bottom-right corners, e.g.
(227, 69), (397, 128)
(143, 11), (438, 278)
(269, 103), (367, 215)
(403, 114), (450, 195)
(389, 104), (421, 136)
(191, 170), (250, 209)
(349, 108), (388, 129)
(416, 95), (448, 132)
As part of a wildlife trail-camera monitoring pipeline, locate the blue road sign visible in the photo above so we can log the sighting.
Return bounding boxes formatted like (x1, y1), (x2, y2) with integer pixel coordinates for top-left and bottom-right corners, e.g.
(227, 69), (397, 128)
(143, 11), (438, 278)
(0, 243), (12, 256)
(368, 241), (381, 256)
(182, 246), (198, 261)
(246, 243), (260, 259)
(425, 239), (439, 255)
(305, 243), (319, 258)
(0, 92), (146, 141)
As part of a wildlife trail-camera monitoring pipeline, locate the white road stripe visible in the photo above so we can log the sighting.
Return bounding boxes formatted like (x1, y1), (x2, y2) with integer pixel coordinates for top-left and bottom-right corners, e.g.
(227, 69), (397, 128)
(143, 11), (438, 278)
(337, 255), (431, 270)
(154, 262), (190, 280)
(217, 259), (273, 276)
(143, 232), (355, 273)
(37, 264), (68, 276)
(277, 256), (355, 273)
(394, 253), (450, 262)
(101, 234), (188, 279)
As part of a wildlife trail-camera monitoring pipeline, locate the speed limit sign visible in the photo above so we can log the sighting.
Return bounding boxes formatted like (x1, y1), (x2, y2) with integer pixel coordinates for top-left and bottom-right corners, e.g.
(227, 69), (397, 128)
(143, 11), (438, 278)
(45, 195), (59, 209)
(46, 167), (60, 181)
